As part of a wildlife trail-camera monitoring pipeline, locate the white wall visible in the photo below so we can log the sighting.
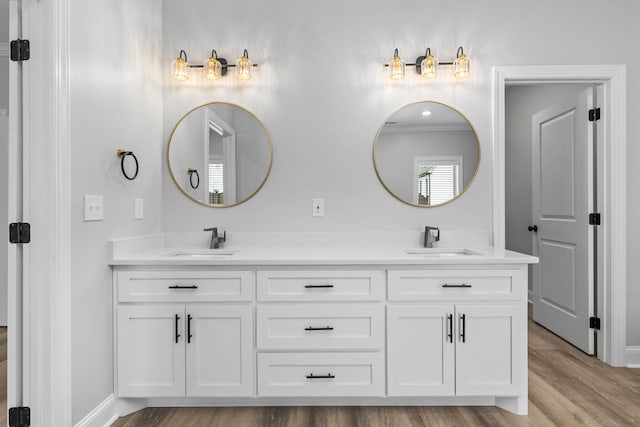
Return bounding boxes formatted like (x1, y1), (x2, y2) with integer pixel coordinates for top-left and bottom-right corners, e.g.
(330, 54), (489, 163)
(68, 0), (163, 423)
(159, 0), (640, 347)
(505, 84), (591, 294)
(0, 0), (10, 326)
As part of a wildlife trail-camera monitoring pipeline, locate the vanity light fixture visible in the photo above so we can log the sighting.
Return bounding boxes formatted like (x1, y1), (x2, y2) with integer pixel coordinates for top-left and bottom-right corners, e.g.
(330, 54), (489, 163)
(171, 50), (190, 81)
(203, 50), (225, 80)
(171, 48), (259, 81)
(452, 47), (470, 78)
(387, 48), (406, 80)
(419, 48), (438, 79)
(385, 46), (470, 80)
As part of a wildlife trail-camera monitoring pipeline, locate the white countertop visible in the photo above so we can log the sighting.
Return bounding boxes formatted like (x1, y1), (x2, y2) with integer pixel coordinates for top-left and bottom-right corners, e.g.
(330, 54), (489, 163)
(108, 232), (538, 267)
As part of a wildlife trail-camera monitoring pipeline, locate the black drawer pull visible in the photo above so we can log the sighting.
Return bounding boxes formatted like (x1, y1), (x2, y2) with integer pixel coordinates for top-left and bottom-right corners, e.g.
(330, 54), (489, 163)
(169, 285), (198, 289)
(442, 283), (472, 288)
(460, 313), (466, 343)
(175, 314), (181, 343)
(304, 326), (334, 331)
(187, 314), (193, 344)
(304, 284), (334, 289)
(306, 373), (335, 379)
(447, 314), (453, 343)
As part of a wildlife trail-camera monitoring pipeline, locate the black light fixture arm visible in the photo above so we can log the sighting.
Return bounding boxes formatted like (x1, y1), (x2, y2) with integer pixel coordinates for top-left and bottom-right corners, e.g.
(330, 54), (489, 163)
(181, 48), (259, 72)
(384, 46), (467, 73)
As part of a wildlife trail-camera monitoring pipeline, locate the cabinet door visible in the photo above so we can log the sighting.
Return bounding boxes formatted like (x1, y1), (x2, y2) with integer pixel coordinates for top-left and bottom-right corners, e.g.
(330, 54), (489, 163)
(117, 305), (185, 397)
(185, 305), (253, 396)
(387, 304), (454, 396)
(455, 304), (525, 396)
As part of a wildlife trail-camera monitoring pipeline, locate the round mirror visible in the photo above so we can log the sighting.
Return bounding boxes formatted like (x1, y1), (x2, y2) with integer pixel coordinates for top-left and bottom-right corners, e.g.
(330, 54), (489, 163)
(167, 102), (273, 207)
(373, 101), (480, 207)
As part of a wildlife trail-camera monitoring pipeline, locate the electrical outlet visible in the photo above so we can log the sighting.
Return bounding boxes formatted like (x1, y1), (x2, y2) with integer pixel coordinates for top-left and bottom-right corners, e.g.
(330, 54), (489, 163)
(84, 195), (104, 221)
(312, 198), (325, 217)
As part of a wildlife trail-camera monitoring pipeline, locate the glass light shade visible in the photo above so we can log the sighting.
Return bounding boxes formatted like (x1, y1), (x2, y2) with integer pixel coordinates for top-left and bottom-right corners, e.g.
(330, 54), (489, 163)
(420, 54), (439, 79)
(172, 56), (189, 81)
(204, 56), (222, 80)
(453, 52), (470, 78)
(389, 50), (405, 80)
(236, 50), (253, 80)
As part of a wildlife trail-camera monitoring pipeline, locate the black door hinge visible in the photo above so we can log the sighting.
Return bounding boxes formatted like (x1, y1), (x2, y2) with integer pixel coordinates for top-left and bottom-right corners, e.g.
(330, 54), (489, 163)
(589, 316), (601, 330)
(10, 39), (30, 62)
(9, 222), (31, 244)
(588, 108), (601, 122)
(589, 213), (601, 226)
(9, 407), (31, 427)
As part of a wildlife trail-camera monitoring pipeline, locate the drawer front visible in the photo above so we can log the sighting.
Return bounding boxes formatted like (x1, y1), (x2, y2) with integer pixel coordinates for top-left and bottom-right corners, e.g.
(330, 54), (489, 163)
(257, 304), (384, 350)
(257, 270), (385, 301)
(258, 352), (384, 397)
(117, 270), (254, 302)
(388, 270), (523, 301)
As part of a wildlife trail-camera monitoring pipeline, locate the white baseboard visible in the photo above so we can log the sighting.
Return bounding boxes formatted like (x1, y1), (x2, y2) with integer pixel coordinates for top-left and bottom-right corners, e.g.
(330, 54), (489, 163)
(626, 346), (640, 368)
(74, 394), (118, 427)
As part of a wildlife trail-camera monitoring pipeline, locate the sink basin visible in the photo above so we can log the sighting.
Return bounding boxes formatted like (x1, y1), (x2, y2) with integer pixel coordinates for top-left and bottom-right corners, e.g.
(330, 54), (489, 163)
(169, 249), (238, 258)
(404, 248), (480, 257)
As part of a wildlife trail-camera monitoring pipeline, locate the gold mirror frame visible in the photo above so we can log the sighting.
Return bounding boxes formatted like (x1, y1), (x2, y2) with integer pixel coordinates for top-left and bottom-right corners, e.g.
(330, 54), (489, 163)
(167, 101), (273, 208)
(373, 100), (480, 207)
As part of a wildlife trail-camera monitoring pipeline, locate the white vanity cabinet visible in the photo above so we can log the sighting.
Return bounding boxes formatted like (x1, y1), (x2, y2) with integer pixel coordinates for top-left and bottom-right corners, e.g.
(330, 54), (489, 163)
(115, 269), (254, 398)
(110, 254), (532, 415)
(387, 269), (526, 398)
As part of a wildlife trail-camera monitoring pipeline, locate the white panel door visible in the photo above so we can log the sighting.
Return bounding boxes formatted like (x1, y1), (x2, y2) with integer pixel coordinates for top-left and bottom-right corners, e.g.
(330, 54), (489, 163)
(185, 305), (253, 396)
(117, 305), (185, 397)
(387, 304), (454, 396)
(531, 89), (594, 354)
(455, 304), (524, 396)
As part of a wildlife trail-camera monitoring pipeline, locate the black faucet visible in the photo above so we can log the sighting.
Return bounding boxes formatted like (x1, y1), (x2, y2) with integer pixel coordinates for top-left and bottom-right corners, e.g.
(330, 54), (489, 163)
(424, 226), (440, 248)
(204, 227), (226, 249)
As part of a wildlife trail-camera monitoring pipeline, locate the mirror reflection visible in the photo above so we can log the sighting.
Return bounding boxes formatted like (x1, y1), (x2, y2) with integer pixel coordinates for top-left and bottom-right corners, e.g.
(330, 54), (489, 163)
(373, 101), (480, 207)
(167, 102), (272, 207)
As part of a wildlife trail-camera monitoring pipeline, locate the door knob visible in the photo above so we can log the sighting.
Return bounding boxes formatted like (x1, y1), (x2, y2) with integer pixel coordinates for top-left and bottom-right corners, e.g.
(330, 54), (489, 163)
(528, 225), (538, 232)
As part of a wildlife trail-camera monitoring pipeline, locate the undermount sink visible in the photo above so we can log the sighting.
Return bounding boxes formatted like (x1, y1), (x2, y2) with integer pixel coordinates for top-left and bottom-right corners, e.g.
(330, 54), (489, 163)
(169, 249), (238, 258)
(404, 248), (480, 257)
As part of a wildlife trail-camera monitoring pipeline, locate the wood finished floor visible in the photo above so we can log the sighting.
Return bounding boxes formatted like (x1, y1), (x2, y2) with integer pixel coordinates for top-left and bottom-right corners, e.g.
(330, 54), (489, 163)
(112, 307), (640, 426)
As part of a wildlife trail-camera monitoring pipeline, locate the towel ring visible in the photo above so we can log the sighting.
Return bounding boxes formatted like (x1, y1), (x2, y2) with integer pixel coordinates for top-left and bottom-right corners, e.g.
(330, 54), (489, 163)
(187, 168), (200, 189)
(117, 149), (139, 180)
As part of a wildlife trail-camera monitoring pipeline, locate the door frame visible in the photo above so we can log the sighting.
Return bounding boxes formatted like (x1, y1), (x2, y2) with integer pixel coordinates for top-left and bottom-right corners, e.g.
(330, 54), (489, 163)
(492, 65), (627, 366)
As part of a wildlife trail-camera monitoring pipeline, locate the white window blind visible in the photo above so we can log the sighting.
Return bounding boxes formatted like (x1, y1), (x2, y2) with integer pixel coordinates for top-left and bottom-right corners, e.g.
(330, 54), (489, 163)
(428, 165), (457, 205)
(208, 162), (224, 193)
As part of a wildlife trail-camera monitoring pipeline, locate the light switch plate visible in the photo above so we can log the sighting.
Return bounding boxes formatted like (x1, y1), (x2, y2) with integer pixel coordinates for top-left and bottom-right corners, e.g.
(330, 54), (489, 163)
(84, 195), (104, 221)
(134, 198), (143, 220)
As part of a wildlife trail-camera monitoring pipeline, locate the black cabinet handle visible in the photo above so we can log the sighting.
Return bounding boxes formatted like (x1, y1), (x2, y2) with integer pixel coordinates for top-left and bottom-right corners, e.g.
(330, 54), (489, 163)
(304, 284), (334, 289)
(306, 373), (335, 379)
(528, 225), (538, 232)
(304, 326), (334, 331)
(175, 314), (181, 343)
(447, 314), (453, 343)
(187, 314), (193, 344)
(460, 314), (466, 343)
(169, 285), (198, 289)
(442, 283), (472, 288)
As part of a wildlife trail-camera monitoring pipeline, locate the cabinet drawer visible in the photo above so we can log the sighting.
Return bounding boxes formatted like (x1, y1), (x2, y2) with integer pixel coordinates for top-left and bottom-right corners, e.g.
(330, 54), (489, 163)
(117, 270), (254, 302)
(258, 352), (384, 397)
(388, 270), (523, 301)
(257, 304), (384, 350)
(257, 270), (384, 301)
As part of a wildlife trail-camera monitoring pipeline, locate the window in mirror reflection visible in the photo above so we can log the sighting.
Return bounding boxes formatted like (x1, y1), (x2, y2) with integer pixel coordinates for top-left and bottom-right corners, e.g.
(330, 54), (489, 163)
(415, 156), (462, 205)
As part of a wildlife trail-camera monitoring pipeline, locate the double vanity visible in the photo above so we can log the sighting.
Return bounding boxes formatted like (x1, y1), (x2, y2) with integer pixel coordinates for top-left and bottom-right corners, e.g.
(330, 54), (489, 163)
(109, 232), (536, 416)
